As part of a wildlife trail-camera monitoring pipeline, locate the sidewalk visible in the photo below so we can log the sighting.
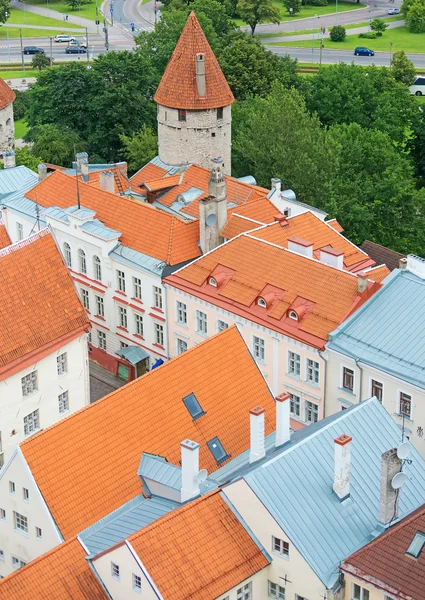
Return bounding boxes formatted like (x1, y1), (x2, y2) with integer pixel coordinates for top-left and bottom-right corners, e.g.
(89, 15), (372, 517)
(89, 361), (126, 403)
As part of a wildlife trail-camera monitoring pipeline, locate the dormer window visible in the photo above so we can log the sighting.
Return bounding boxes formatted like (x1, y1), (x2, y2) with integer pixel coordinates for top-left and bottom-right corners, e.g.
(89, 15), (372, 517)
(209, 277), (217, 287)
(257, 297), (267, 308)
(178, 109), (186, 122)
(289, 310), (298, 321)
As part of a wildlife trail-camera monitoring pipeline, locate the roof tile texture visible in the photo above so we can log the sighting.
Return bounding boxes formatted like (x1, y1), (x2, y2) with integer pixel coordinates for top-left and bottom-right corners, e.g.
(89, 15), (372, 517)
(365, 264), (391, 283)
(0, 220), (11, 249)
(128, 491), (269, 600)
(0, 537), (107, 600)
(360, 239), (405, 271)
(343, 504), (425, 600)
(221, 197), (280, 239)
(0, 78), (16, 110)
(20, 326), (276, 539)
(0, 230), (89, 369)
(154, 12), (234, 110)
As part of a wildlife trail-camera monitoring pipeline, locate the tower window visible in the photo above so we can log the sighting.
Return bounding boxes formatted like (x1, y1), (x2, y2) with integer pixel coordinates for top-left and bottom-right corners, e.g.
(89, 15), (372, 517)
(217, 107), (223, 119)
(178, 109), (186, 122)
(211, 132), (216, 138)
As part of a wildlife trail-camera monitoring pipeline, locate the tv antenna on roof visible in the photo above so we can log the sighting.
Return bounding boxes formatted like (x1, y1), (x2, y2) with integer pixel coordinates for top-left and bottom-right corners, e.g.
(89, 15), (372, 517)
(74, 147), (81, 210)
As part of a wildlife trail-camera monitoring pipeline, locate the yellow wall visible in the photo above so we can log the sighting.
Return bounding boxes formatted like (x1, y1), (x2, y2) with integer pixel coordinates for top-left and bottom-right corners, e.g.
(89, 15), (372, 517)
(343, 572), (388, 600)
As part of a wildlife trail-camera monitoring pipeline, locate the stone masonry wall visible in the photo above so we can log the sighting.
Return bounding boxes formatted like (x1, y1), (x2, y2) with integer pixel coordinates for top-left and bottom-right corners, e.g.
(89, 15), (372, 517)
(0, 103), (14, 154)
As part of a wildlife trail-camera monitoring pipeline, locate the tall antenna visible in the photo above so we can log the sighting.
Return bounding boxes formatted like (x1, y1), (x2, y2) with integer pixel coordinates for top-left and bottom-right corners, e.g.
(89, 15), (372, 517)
(74, 148), (81, 210)
(29, 203), (41, 235)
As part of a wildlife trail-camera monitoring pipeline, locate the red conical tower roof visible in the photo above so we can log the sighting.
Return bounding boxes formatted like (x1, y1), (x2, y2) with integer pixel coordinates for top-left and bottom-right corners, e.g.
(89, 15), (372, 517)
(154, 12), (234, 110)
(0, 79), (15, 111)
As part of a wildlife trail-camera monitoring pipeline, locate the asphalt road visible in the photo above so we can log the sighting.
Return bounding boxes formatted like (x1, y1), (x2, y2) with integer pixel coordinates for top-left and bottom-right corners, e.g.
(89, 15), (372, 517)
(0, 36), (124, 62)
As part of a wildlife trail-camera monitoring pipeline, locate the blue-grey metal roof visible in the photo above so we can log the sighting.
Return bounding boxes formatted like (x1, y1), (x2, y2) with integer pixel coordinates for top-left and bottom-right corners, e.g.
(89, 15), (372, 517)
(116, 345), (149, 365)
(147, 155), (190, 176)
(237, 398), (425, 588)
(66, 205), (96, 220)
(44, 206), (70, 223)
(169, 187), (203, 214)
(110, 244), (167, 276)
(80, 494), (178, 555)
(80, 218), (121, 241)
(237, 175), (257, 186)
(1, 183), (46, 225)
(327, 269), (425, 389)
(0, 166), (38, 194)
(139, 454), (182, 491)
(65, 161), (128, 175)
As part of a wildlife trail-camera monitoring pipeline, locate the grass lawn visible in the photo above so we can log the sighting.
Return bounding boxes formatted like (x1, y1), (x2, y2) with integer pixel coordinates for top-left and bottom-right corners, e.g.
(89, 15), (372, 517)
(14, 118), (29, 138)
(21, 0), (99, 22)
(257, 16), (400, 37)
(0, 26), (84, 37)
(233, 0), (365, 26)
(6, 7), (83, 28)
(267, 26), (425, 52)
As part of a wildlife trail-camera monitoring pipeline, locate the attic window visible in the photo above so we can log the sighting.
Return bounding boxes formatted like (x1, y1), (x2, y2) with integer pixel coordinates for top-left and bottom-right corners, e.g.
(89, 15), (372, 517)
(289, 310), (298, 321)
(183, 393), (206, 420)
(209, 277), (217, 287)
(207, 437), (230, 464)
(178, 109), (186, 122)
(407, 532), (425, 558)
(257, 297), (267, 308)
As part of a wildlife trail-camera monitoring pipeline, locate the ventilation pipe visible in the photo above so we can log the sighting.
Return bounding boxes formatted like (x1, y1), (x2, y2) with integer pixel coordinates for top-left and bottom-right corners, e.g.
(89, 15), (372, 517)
(249, 407), (266, 464)
(38, 164), (47, 182)
(275, 393), (290, 448)
(180, 439), (200, 502)
(195, 53), (206, 98)
(333, 434), (352, 501)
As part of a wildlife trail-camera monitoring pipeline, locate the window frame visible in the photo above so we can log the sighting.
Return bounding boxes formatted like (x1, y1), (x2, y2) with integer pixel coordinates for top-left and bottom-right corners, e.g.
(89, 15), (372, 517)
(95, 295), (105, 318)
(133, 573), (142, 593)
(217, 319), (228, 332)
(176, 301), (187, 325)
(288, 351), (301, 377)
(93, 255), (102, 282)
(21, 371), (38, 397)
(272, 536), (289, 558)
(58, 391), (69, 414)
(97, 330), (107, 351)
(118, 305), (128, 329)
(306, 358), (320, 385)
(305, 400), (319, 424)
(111, 561), (120, 581)
(268, 580), (285, 600)
(177, 338), (188, 355)
(16, 222), (24, 241)
(57, 352), (67, 376)
(236, 582), (252, 600)
(133, 277), (142, 300)
(289, 394), (300, 418)
(117, 270), (126, 293)
(135, 313), (144, 337)
(196, 310), (208, 335)
(371, 379), (383, 402)
(23, 409), (40, 436)
(13, 511), (28, 535)
(352, 583), (370, 600)
(153, 286), (163, 309)
(155, 322), (164, 346)
(342, 366), (354, 392)
(23, 488), (29, 502)
(63, 242), (72, 268)
(81, 288), (90, 311)
(253, 335), (265, 362)
(78, 248), (87, 274)
(399, 391), (412, 418)
(36, 526), (42, 539)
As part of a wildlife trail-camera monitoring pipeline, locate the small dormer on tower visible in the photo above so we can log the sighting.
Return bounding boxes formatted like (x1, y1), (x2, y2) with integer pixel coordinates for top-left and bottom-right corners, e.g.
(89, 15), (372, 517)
(195, 53), (206, 98)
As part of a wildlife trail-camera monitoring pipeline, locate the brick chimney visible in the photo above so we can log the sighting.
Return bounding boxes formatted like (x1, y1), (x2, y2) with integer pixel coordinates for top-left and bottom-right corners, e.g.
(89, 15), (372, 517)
(320, 246), (344, 269)
(249, 407), (266, 464)
(99, 171), (115, 194)
(333, 434), (352, 501)
(275, 393), (290, 448)
(379, 448), (402, 526)
(180, 439), (201, 502)
(195, 53), (206, 98)
(288, 237), (314, 258)
(274, 215), (288, 227)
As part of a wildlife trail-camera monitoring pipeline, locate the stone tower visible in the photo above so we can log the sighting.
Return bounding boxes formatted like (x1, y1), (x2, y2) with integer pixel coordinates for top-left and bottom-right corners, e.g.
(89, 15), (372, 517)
(154, 12), (234, 175)
(0, 79), (15, 157)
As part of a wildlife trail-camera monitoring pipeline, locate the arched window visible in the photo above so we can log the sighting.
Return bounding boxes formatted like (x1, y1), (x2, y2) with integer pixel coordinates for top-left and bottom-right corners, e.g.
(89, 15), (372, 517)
(257, 298), (267, 308)
(93, 255), (101, 282)
(209, 277), (217, 287)
(63, 243), (72, 268)
(78, 249), (87, 274)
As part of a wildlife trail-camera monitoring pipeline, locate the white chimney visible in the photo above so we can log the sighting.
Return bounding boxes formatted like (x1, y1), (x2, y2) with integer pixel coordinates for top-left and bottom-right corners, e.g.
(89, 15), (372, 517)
(288, 237), (313, 258)
(99, 171), (115, 194)
(275, 393), (290, 448)
(320, 245), (344, 269)
(80, 158), (89, 183)
(180, 439), (200, 502)
(38, 163), (47, 182)
(379, 448), (402, 525)
(249, 407), (266, 464)
(3, 151), (15, 169)
(357, 272), (369, 293)
(195, 53), (206, 98)
(75, 151), (88, 171)
(333, 434), (352, 501)
(399, 257), (407, 269)
(407, 254), (425, 280)
(271, 178), (282, 194)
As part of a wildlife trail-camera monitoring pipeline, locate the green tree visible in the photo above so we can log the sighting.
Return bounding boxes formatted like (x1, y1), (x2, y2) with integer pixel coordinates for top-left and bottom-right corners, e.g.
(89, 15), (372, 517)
(32, 53), (50, 71)
(391, 50), (416, 85)
(120, 125), (158, 173)
(282, 0), (302, 16)
(13, 90), (30, 121)
(26, 124), (87, 166)
(65, 0), (88, 9)
(369, 18), (389, 33)
(14, 147), (43, 171)
(0, 0), (10, 24)
(404, 0), (425, 32)
(237, 0), (280, 36)
(329, 25), (346, 41)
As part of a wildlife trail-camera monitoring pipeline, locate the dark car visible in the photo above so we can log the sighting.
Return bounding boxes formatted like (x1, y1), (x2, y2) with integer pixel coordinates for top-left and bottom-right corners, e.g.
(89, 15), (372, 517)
(65, 45), (87, 54)
(354, 47), (375, 57)
(23, 46), (45, 55)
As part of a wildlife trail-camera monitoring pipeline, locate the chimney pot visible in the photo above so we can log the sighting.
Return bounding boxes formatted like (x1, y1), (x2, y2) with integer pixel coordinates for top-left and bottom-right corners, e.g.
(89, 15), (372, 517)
(320, 246), (344, 269)
(288, 237), (314, 258)
(276, 393), (290, 448)
(379, 448), (402, 525)
(38, 163), (47, 182)
(357, 272), (369, 293)
(80, 158), (89, 183)
(333, 434), (352, 501)
(274, 214), (288, 227)
(249, 407), (266, 464)
(180, 439), (201, 503)
(399, 257), (407, 269)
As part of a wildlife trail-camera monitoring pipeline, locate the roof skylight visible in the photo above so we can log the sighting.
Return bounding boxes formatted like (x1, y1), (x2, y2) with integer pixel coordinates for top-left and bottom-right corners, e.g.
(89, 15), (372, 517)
(407, 532), (425, 558)
(182, 393), (205, 420)
(207, 437), (230, 464)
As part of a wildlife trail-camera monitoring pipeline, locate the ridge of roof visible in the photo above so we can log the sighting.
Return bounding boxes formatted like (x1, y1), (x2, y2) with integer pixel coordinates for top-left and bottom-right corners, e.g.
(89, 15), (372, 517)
(0, 226), (50, 258)
(154, 11), (235, 110)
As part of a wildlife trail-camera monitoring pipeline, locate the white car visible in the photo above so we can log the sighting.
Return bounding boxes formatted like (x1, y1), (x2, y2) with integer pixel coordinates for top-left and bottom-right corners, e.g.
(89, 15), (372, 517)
(409, 76), (425, 96)
(54, 34), (76, 43)
(387, 7), (400, 14)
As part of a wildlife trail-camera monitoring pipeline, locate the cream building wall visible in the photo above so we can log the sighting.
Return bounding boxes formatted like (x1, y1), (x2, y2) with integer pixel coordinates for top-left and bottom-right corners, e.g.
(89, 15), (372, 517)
(165, 285), (326, 424)
(325, 349), (425, 457)
(0, 449), (62, 577)
(343, 572), (389, 600)
(0, 103), (14, 153)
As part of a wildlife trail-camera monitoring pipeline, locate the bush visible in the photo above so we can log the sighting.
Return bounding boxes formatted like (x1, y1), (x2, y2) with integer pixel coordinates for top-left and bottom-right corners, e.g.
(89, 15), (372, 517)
(311, 0), (328, 5)
(329, 25), (346, 41)
(358, 32), (378, 38)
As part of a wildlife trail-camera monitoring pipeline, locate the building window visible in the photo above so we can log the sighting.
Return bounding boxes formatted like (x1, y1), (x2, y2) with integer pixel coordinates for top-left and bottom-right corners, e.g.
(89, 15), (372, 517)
(178, 109), (186, 122)
(0, 509), (5, 520)
(155, 323), (164, 346)
(16, 222), (23, 241)
(305, 401), (318, 424)
(342, 367), (354, 391)
(119, 306), (128, 329)
(111, 562), (120, 581)
(217, 320), (228, 332)
(288, 352), (301, 377)
(272, 536), (289, 557)
(98, 330), (107, 351)
(0, 550), (4, 561)
(63, 242), (72, 268)
(93, 256), (102, 281)
(400, 392), (412, 418)
(209, 277), (217, 287)
(78, 249), (87, 274)
(57, 353), (67, 376)
(135, 313), (144, 337)
(12, 556), (26, 570)
(253, 336), (265, 361)
(36, 527), (42, 539)
(153, 286), (163, 309)
(58, 391), (69, 414)
(289, 310), (298, 321)
(120, 342), (128, 350)
(196, 310), (208, 334)
(9, 481), (15, 495)
(177, 301), (187, 324)
(14, 511), (28, 534)
(177, 338), (188, 355)
(23, 488), (29, 502)
(23, 410), (39, 436)
(406, 532), (425, 558)
(371, 380), (383, 402)
(237, 582), (252, 600)
(81, 288), (90, 310)
(257, 297), (267, 308)
(133, 277), (142, 300)
(289, 394), (300, 418)
(21, 371), (37, 397)
(117, 270), (126, 293)
(268, 581), (285, 599)
(307, 359), (319, 385)
(217, 107), (223, 119)
(95, 295), (104, 318)
(133, 573), (142, 592)
(352, 583), (370, 600)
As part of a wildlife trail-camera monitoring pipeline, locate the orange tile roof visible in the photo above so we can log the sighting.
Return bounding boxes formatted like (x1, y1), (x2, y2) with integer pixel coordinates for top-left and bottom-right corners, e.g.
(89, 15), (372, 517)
(0, 537), (107, 599)
(154, 12), (235, 110)
(126, 490), (269, 600)
(326, 218), (344, 233)
(25, 170), (201, 266)
(166, 234), (382, 347)
(0, 78), (15, 110)
(20, 326), (276, 539)
(85, 166), (130, 193)
(144, 173), (182, 192)
(250, 212), (374, 270)
(342, 504), (425, 600)
(364, 264), (391, 283)
(0, 219), (11, 249)
(0, 229), (90, 375)
(222, 197), (283, 239)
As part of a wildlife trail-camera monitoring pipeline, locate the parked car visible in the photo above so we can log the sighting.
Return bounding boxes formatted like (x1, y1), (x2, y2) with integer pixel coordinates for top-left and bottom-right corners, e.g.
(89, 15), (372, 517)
(23, 46), (45, 55)
(68, 40), (87, 49)
(54, 34), (76, 43)
(65, 45), (87, 54)
(387, 7), (400, 14)
(409, 76), (425, 96)
(354, 47), (375, 56)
